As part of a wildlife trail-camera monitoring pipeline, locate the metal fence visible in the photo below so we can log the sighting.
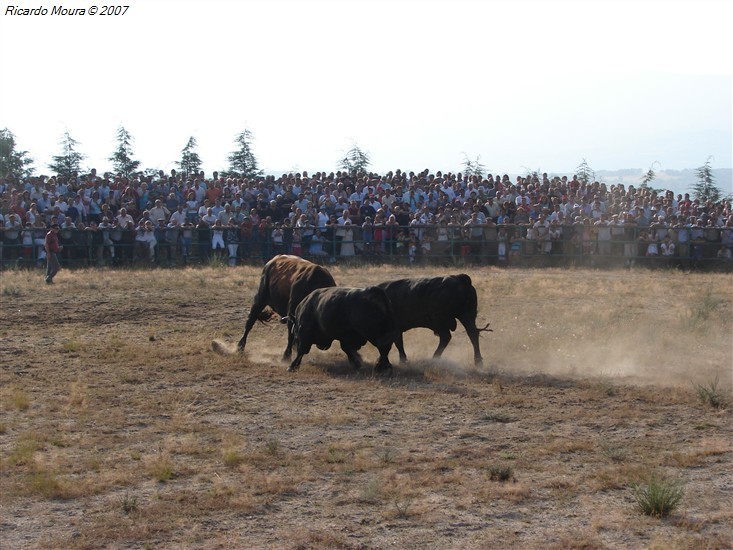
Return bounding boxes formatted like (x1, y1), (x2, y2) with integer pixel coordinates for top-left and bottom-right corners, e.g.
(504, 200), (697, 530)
(1, 224), (731, 271)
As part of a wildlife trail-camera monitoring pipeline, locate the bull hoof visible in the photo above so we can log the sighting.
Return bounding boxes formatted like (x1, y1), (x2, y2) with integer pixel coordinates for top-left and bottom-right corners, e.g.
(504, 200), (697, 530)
(374, 361), (393, 374)
(399, 356), (408, 364)
(287, 365), (299, 372)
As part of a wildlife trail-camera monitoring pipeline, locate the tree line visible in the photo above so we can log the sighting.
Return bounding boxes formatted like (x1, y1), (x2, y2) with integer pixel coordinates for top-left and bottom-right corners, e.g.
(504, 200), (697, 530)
(0, 127), (726, 204)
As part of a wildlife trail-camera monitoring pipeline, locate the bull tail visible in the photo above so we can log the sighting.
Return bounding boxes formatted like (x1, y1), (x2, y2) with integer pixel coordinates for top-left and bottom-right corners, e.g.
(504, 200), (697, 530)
(478, 322), (492, 333)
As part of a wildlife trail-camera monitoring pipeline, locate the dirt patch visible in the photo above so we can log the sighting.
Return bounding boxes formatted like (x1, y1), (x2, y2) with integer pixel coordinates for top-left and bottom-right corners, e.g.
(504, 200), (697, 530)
(1, 265), (731, 549)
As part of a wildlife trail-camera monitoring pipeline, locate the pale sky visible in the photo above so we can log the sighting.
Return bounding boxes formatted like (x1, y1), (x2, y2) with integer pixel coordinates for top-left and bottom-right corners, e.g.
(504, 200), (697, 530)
(1, 0), (731, 178)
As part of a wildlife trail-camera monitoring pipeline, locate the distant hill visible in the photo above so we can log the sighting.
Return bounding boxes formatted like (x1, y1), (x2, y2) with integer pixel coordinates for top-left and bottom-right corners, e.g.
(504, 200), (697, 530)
(594, 168), (733, 197)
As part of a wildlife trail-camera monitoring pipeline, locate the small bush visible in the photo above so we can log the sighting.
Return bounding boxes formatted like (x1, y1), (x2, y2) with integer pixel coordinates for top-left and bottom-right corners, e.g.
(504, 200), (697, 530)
(693, 377), (728, 409)
(2, 286), (23, 297)
(361, 477), (380, 503)
(61, 340), (81, 353)
(325, 445), (347, 464)
(487, 464), (515, 482)
(120, 492), (138, 514)
(376, 447), (395, 464)
(600, 442), (628, 463)
(207, 256), (227, 269)
(8, 438), (37, 467)
(222, 449), (245, 468)
(28, 470), (67, 499)
(483, 412), (517, 423)
(684, 291), (723, 329)
(264, 437), (281, 456)
(392, 495), (414, 519)
(149, 452), (174, 482)
(9, 388), (31, 411)
(632, 475), (684, 517)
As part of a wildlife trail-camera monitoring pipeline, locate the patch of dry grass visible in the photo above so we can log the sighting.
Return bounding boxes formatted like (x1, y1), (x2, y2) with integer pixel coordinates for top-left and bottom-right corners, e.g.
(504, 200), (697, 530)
(0, 265), (731, 548)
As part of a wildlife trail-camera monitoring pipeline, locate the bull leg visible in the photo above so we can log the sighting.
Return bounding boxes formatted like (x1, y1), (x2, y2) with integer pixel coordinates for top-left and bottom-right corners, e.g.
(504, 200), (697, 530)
(393, 332), (408, 363)
(237, 316), (257, 351)
(459, 317), (490, 367)
(374, 343), (393, 373)
(340, 343), (362, 370)
(237, 298), (268, 351)
(287, 353), (304, 372)
(433, 330), (452, 358)
(287, 328), (312, 371)
(282, 318), (294, 361)
(283, 283), (305, 361)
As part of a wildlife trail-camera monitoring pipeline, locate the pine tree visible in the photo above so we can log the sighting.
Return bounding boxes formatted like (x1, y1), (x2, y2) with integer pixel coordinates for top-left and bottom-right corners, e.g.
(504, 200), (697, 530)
(575, 158), (595, 185)
(639, 161), (661, 191)
(226, 129), (262, 178)
(48, 131), (85, 181)
(640, 162), (656, 188)
(337, 142), (371, 175)
(462, 154), (486, 179)
(691, 157), (721, 203)
(0, 128), (34, 178)
(178, 136), (202, 178)
(109, 126), (140, 177)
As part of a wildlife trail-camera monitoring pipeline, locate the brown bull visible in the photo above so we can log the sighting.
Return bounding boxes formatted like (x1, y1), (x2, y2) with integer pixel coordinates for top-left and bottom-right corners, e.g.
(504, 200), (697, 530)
(237, 255), (337, 360)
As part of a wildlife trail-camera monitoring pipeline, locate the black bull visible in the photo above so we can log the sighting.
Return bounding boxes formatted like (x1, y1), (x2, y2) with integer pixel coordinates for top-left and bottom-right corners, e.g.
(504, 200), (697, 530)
(287, 286), (396, 373)
(377, 274), (490, 366)
(237, 255), (336, 360)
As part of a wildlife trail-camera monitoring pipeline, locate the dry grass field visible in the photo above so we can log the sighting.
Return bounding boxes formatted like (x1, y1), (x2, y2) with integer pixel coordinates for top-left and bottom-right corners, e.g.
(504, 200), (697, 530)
(1, 263), (731, 549)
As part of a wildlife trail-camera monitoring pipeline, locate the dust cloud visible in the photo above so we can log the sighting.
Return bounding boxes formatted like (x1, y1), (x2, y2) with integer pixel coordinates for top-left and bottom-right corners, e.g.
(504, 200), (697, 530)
(215, 319), (731, 391)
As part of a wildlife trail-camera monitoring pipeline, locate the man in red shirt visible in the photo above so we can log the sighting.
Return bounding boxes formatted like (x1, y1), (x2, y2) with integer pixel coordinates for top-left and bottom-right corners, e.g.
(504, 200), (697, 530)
(44, 223), (62, 284)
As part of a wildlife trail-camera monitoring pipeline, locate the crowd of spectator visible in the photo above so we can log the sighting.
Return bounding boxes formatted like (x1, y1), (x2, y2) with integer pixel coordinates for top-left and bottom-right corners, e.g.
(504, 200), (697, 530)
(1, 167), (732, 270)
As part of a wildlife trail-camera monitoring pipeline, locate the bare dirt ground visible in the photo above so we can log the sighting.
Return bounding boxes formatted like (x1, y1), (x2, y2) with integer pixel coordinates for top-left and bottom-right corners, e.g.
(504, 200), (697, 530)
(1, 264), (731, 549)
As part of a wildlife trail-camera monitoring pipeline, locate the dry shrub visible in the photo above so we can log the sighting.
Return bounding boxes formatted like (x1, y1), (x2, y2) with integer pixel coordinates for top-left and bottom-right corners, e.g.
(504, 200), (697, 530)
(146, 450), (175, 482)
(475, 480), (530, 504)
(587, 463), (653, 492)
(25, 468), (73, 499)
(246, 470), (300, 497)
(547, 532), (605, 550)
(494, 482), (531, 503)
(288, 528), (356, 550)
(7, 436), (38, 467)
(67, 379), (88, 410)
(693, 377), (729, 409)
(3, 385), (31, 411)
(487, 464), (515, 482)
(633, 475), (685, 518)
(542, 437), (596, 456)
(222, 447), (245, 468)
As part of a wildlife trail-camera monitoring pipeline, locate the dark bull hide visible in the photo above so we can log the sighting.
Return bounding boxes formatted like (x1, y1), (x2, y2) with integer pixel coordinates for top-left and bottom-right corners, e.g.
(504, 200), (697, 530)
(377, 274), (490, 366)
(287, 286), (396, 373)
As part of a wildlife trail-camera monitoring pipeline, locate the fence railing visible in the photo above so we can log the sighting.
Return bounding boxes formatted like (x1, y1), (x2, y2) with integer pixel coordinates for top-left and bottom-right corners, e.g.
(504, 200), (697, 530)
(1, 224), (731, 271)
